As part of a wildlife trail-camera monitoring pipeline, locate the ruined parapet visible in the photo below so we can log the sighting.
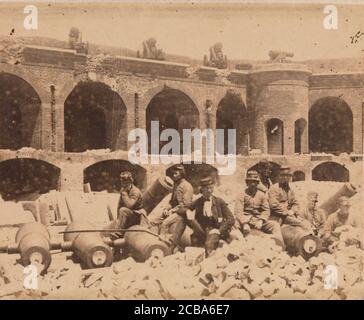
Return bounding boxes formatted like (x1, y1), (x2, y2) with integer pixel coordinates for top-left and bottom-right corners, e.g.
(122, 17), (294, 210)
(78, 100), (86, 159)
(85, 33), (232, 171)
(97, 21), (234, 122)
(100, 55), (189, 78)
(0, 37), (24, 65)
(22, 45), (86, 69)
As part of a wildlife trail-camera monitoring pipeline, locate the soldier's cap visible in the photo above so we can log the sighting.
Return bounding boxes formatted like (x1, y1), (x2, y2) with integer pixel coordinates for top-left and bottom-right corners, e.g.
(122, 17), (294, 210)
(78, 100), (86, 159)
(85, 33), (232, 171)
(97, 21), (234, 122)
(279, 166), (292, 176)
(338, 196), (351, 207)
(245, 170), (260, 182)
(120, 171), (133, 182)
(307, 191), (319, 202)
(199, 177), (215, 187)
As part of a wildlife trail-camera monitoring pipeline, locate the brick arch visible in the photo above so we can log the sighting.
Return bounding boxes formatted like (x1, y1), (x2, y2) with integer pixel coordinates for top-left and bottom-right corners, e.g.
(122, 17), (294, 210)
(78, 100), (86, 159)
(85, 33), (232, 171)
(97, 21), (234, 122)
(216, 90), (249, 155)
(0, 72), (43, 150)
(64, 80), (128, 152)
(312, 161), (349, 182)
(248, 160), (281, 185)
(142, 84), (200, 113)
(0, 66), (47, 99)
(83, 159), (147, 192)
(265, 118), (284, 155)
(145, 86), (200, 155)
(294, 118), (308, 154)
(0, 158), (61, 200)
(309, 96), (353, 154)
(166, 162), (219, 193)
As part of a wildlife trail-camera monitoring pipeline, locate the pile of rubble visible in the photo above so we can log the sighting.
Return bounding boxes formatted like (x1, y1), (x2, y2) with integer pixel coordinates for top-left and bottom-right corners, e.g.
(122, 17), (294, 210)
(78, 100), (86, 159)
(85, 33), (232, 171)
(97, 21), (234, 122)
(0, 37), (24, 65)
(1, 224), (362, 300)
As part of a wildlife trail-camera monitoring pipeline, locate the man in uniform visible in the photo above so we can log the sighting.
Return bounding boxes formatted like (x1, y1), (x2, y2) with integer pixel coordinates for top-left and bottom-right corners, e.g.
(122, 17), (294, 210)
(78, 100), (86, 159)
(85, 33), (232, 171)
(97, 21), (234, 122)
(268, 166), (309, 230)
(181, 177), (235, 255)
(322, 196), (361, 242)
(299, 191), (327, 236)
(103, 171), (143, 235)
(148, 164), (194, 248)
(234, 170), (284, 246)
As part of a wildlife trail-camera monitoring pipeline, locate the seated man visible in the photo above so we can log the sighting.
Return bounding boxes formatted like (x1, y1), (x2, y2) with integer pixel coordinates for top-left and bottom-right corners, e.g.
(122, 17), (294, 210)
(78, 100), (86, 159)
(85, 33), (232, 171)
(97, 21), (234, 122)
(148, 165), (193, 248)
(234, 170), (284, 246)
(181, 177), (235, 255)
(322, 196), (361, 243)
(268, 166), (310, 230)
(103, 171), (143, 235)
(299, 191), (327, 236)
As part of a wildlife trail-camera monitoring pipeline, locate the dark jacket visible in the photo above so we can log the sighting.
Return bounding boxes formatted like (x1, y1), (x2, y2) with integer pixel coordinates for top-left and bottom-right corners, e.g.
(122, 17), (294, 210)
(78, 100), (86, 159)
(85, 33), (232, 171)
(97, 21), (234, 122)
(186, 195), (235, 236)
(170, 178), (194, 208)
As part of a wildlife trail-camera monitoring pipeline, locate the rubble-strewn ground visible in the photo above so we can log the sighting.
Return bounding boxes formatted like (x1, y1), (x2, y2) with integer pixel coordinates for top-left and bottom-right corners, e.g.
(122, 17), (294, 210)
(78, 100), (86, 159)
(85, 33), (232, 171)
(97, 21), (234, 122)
(0, 181), (363, 300)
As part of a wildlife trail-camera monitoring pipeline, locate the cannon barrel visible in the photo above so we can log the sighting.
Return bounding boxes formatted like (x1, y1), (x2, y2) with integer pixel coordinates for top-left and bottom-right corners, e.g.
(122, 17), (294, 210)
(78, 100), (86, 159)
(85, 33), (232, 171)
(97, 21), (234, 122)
(142, 176), (173, 215)
(319, 183), (357, 215)
(64, 221), (113, 269)
(281, 225), (321, 260)
(14, 222), (52, 273)
(124, 225), (172, 262)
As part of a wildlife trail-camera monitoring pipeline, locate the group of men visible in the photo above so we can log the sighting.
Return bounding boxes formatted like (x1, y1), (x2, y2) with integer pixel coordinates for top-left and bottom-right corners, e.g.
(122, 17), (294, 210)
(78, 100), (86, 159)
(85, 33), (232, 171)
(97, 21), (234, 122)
(103, 160), (361, 255)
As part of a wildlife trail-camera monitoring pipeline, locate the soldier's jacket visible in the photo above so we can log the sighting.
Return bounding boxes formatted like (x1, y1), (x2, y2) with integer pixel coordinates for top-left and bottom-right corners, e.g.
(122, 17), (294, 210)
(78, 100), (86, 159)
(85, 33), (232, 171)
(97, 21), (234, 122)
(170, 178), (194, 208)
(299, 207), (327, 232)
(268, 183), (299, 217)
(185, 195), (235, 236)
(117, 185), (143, 212)
(323, 211), (361, 234)
(234, 188), (270, 224)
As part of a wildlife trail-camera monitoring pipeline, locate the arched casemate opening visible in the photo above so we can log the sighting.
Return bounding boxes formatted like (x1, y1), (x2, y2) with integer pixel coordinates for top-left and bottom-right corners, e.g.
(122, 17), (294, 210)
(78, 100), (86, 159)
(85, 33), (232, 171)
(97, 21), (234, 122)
(0, 73), (41, 150)
(265, 118), (284, 155)
(146, 88), (200, 155)
(312, 162), (349, 182)
(292, 170), (305, 182)
(0, 158), (60, 201)
(309, 97), (353, 155)
(248, 161), (281, 186)
(166, 163), (219, 194)
(294, 118), (307, 154)
(216, 90), (249, 155)
(84, 160), (147, 193)
(64, 81), (127, 152)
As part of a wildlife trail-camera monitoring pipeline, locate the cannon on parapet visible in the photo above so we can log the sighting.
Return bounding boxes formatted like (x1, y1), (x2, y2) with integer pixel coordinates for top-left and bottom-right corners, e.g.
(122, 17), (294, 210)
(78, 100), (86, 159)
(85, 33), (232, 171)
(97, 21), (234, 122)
(268, 50), (294, 63)
(203, 42), (228, 69)
(137, 38), (166, 61)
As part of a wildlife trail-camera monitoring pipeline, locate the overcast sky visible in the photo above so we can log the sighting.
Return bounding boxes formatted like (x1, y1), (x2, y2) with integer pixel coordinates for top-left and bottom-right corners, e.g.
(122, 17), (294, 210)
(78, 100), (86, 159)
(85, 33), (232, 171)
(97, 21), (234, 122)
(0, 2), (364, 60)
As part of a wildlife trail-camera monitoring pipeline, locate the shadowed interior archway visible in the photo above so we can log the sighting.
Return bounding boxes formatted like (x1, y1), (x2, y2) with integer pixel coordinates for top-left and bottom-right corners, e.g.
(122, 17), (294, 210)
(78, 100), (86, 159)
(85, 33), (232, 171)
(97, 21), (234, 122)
(312, 162), (349, 182)
(0, 158), (60, 201)
(0, 73), (41, 150)
(64, 81), (127, 152)
(248, 161), (281, 185)
(84, 160), (147, 193)
(309, 97), (353, 154)
(295, 118), (307, 154)
(265, 118), (284, 155)
(166, 163), (219, 193)
(216, 90), (249, 155)
(146, 88), (200, 155)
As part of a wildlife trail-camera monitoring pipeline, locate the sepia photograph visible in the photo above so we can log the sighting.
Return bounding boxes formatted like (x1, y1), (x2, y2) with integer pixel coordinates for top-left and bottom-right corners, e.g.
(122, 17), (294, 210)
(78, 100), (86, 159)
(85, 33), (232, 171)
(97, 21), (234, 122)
(0, 0), (363, 303)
